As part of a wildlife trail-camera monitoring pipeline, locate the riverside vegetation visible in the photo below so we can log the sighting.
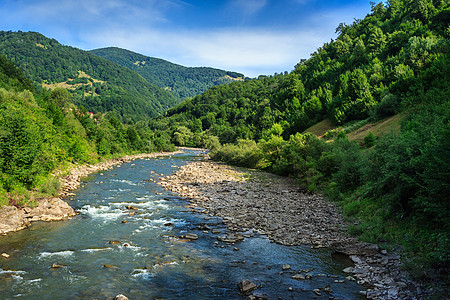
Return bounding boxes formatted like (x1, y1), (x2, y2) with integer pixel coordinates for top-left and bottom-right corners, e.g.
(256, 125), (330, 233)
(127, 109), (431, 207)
(0, 54), (176, 208)
(0, 0), (448, 296)
(150, 0), (450, 285)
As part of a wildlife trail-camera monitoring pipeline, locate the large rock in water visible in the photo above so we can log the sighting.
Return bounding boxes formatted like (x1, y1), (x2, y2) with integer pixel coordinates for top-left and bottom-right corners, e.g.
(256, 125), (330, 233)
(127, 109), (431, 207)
(0, 198), (76, 235)
(237, 279), (257, 293)
(113, 295), (129, 300)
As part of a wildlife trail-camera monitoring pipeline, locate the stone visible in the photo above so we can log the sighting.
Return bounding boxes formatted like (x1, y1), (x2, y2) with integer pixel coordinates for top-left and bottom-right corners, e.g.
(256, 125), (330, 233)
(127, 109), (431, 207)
(103, 264), (118, 269)
(237, 279), (257, 294)
(184, 233), (199, 240)
(291, 274), (305, 280)
(322, 285), (333, 294)
(51, 263), (66, 269)
(251, 291), (268, 299)
(113, 294), (129, 300)
(109, 240), (121, 245)
(313, 289), (322, 296)
(217, 234), (244, 243)
(282, 264), (291, 270)
(1, 253), (10, 258)
(350, 255), (363, 264)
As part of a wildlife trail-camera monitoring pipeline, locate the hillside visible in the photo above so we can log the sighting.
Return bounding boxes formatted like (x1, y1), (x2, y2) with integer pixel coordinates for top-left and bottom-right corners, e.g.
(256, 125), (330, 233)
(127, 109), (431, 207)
(90, 47), (245, 100)
(149, 0), (450, 280)
(0, 31), (178, 122)
(0, 54), (175, 206)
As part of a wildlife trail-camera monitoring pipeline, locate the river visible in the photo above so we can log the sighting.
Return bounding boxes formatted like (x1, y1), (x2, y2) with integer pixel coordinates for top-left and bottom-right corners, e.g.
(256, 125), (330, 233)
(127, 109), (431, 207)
(0, 150), (364, 299)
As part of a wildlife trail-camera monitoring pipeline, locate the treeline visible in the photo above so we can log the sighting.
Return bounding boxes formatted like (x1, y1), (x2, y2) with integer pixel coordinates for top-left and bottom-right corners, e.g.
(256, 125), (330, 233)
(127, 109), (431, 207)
(152, 1), (449, 145)
(0, 54), (174, 207)
(150, 0), (449, 273)
(0, 31), (178, 122)
(91, 47), (245, 100)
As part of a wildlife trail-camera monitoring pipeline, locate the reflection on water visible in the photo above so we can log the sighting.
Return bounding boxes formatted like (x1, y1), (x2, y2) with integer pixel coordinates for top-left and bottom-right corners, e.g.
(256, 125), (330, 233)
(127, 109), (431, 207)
(0, 151), (364, 299)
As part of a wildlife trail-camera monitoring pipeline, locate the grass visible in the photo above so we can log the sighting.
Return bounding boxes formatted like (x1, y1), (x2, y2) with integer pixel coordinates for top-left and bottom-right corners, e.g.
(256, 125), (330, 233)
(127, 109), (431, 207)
(302, 118), (335, 138)
(302, 112), (408, 142)
(347, 112), (407, 141)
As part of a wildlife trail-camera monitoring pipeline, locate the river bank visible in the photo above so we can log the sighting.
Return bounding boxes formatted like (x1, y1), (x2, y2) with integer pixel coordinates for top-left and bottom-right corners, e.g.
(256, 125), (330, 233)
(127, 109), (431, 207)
(0, 151), (182, 235)
(158, 159), (431, 299)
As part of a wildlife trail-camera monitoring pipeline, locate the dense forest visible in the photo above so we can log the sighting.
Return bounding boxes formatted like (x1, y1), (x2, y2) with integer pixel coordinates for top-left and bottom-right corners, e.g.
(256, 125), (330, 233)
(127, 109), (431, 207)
(0, 53), (175, 207)
(150, 0), (449, 275)
(0, 0), (448, 285)
(91, 47), (246, 100)
(0, 31), (178, 122)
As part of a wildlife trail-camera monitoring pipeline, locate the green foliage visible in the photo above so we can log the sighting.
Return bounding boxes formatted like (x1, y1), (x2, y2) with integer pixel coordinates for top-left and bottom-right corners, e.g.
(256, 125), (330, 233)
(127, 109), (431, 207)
(168, 4), (450, 269)
(0, 31), (178, 122)
(90, 47), (245, 100)
(363, 132), (377, 147)
(213, 139), (262, 168)
(0, 54), (177, 205)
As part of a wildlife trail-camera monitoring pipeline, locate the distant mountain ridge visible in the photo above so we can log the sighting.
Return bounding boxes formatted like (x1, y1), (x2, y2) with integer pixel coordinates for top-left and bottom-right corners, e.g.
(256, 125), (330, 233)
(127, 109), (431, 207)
(0, 31), (177, 122)
(90, 47), (246, 100)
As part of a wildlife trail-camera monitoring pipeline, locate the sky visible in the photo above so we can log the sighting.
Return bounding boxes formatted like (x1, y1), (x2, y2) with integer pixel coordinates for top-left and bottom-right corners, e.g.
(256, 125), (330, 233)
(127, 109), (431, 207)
(0, 0), (373, 77)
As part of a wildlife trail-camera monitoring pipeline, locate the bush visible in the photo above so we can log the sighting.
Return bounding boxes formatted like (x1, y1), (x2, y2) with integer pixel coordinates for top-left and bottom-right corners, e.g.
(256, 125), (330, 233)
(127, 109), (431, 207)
(363, 132), (377, 147)
(374, 93), (400, 118)
(211, 139), (262, 168)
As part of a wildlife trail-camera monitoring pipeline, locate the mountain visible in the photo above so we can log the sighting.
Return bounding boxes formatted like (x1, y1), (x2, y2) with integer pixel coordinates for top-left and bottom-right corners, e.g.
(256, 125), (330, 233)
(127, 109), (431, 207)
(0, 31), (178, 122)
(149, 0), (449, 276)
(0, 53), (175, 205)
(90, 47), (246, 100)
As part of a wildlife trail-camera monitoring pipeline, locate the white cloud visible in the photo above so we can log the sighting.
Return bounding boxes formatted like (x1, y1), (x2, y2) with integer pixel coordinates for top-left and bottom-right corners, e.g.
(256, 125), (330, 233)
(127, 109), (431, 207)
(227, 0), (268, 16)
(0, 0), (371, 77)
(82, 26), (326, 77)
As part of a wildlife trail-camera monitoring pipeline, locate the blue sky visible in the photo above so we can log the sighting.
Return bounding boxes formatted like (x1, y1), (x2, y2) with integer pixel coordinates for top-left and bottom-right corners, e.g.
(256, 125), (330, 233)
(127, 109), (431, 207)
(0, 0), (372, 77)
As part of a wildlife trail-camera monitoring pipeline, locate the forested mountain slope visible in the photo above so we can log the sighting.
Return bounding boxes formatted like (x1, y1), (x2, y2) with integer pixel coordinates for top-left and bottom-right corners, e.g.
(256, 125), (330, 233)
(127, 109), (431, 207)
(90, 47), (245, 100)
(150, 0), (450, 278)
(152, 1), (449, 144)
(0, 31), (178, 122)
(0, 54), (175, 207)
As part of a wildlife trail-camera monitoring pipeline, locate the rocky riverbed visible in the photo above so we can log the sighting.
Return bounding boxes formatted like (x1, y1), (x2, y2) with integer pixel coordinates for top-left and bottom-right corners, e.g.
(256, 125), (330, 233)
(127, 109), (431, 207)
(158, 159), (433, 299)
(0, 151), (182, 235)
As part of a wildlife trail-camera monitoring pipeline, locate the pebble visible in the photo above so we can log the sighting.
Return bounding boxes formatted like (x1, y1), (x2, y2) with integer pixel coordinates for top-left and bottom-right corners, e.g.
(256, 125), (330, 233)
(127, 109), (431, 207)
(157, 159), (436, 299)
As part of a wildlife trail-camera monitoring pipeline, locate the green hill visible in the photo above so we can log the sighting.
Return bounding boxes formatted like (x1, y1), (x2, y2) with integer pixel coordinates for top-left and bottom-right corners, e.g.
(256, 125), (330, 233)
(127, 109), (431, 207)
(90, 47), (245, 100)
(149, 0), (449, 277)
(0, 31), (178, 122)
(0, 53), (175, 206)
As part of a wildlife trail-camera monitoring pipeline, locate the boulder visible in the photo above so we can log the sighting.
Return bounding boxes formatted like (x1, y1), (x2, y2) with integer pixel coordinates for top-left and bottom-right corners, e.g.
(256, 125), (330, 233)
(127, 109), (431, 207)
(113, 294), (129, 300)
(238, 279), (257, 294)
(217, 234), (244, 243)
(184, 233), (199, 240)
(51, 263), (66, 269)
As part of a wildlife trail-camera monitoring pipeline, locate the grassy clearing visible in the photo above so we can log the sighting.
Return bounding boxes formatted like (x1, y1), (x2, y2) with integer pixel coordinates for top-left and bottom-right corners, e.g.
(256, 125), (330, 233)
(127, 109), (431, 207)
(302, 118), (335, 138)
(302, 112), (408, 142)
(347, 112), (407, 141)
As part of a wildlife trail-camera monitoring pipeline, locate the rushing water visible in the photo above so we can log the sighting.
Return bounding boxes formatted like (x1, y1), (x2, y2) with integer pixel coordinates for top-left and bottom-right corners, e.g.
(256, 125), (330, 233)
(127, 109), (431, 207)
(0, 151), (364, 299)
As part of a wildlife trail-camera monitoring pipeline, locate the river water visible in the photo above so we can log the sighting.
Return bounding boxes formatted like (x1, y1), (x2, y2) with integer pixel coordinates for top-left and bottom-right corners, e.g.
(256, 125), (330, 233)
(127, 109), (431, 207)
(0, 151), (364, 299)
